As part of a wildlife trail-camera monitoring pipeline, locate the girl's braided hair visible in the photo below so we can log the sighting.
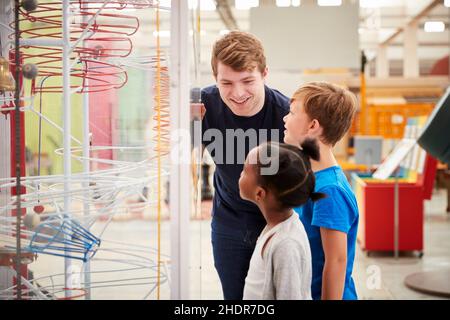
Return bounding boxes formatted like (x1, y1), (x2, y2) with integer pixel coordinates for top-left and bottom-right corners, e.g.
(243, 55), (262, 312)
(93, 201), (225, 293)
(255, 139), (326, 210)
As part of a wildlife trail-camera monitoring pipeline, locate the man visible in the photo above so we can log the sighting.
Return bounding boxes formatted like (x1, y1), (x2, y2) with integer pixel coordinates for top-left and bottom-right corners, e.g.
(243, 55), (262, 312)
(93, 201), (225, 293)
(199, 31), (289, 300)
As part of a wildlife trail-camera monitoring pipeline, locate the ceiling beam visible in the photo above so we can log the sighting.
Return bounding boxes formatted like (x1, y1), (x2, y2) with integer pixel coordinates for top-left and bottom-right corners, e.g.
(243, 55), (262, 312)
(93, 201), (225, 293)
(215, 0), (239, 30)
(380, 0), (443, 46)
(362, 42), (450, 48)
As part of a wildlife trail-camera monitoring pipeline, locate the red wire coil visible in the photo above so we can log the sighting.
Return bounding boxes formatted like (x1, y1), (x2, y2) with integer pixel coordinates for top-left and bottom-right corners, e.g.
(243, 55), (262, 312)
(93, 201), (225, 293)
(9, 0), (156, 93)
(152, 65), (170, 155)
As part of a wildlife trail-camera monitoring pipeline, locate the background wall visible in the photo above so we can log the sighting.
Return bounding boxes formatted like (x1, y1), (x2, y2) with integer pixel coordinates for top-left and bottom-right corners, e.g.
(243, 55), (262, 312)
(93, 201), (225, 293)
(249, 3), (360, 72)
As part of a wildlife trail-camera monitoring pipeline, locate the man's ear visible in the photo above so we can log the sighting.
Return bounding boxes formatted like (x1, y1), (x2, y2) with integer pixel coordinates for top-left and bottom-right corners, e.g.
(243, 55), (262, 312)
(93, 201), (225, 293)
(262, 67), (268, 79)
(255, 186), (266, 202)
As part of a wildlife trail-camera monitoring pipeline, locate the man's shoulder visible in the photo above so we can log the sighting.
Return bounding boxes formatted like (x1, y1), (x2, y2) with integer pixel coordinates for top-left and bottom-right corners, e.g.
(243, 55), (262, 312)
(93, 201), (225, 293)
(201, 85), (219, 99)
(266, 86), (290, 113)
(201, 85), (223, 115)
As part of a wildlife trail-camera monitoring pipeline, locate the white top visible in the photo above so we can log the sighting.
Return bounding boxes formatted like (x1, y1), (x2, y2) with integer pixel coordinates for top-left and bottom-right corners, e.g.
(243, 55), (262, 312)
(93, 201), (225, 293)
(243, 213), (312, 300)
(243, 222), (280, 299)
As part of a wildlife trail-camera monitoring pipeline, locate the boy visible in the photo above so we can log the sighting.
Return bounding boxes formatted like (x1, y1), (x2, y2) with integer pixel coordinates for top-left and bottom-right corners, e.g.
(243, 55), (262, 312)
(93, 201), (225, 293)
(283, 81), (359, 300)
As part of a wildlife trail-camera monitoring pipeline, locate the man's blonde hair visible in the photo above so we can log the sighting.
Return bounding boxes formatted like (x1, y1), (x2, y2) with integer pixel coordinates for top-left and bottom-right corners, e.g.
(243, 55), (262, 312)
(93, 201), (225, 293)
(211, 31), (266, 78)
(291, 82), (358, 146)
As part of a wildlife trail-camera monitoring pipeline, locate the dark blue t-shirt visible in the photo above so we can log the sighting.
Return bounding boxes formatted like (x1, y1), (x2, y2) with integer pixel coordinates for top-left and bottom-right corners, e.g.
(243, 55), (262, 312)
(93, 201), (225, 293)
(201, 85), (289, 231)
(294, 166), (359, 300)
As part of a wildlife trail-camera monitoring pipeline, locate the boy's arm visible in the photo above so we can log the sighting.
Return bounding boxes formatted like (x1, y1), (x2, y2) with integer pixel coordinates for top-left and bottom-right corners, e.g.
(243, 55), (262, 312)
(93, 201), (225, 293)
(320, 227), (347, 300)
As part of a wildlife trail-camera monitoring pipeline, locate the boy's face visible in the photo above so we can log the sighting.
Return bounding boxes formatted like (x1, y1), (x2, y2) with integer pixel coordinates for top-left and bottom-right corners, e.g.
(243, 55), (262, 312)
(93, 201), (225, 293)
(239, 148), (260, 203)
(283, 99), (316, 146)
(216, 62), (267, 117)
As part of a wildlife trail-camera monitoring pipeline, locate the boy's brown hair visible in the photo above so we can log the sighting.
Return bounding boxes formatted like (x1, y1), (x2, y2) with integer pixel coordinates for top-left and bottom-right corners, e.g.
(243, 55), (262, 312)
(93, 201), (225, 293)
(292, 82), (357, 146)
(211, 31), (266, 78)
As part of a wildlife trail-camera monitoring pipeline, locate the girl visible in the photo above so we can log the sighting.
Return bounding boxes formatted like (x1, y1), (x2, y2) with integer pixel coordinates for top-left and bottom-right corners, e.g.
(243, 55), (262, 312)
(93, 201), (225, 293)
(239, 140), (325, 300)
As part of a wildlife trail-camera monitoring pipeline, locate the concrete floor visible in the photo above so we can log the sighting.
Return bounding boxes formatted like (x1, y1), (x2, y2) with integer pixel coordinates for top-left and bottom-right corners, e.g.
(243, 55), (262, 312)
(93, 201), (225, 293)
(27, 188), (449, 300)
(190, 188), (450, 300)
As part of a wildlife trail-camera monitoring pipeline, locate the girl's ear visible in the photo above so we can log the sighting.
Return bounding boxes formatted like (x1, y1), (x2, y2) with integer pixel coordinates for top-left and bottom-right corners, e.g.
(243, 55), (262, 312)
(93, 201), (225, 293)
(255, 186), (266, 202)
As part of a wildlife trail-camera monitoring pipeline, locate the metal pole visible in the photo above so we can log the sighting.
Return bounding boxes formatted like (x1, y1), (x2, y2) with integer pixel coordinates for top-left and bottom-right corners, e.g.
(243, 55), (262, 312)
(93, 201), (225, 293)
(195, 1), (202, 300)
(13, 0), (22, 300)
(81, 1), (91, 300)
(170, 0), (190, 299)
(62, 0), (73, 298)
(0, 2), (14, 293)
(68, 0), (109, 55)
(82, 90), (90, 299)
(19, 39), (63, 47)
(359, 51), (367, 135)
(394, 167), (400, 259)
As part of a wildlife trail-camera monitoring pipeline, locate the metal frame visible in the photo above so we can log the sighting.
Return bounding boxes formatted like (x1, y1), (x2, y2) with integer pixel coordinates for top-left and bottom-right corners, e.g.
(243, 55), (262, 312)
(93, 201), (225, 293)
(2, 0), (191, 299)
(81, 2), (91, 301)
(0, 0), (14, 295)
(61, 0), (73, 299)
(169, 0), (190, 300)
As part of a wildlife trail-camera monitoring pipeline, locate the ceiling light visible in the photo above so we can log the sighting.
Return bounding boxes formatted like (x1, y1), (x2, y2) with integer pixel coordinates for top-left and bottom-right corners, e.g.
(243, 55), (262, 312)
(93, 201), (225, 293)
(235, 0), (259, 10)
(292, 0), (301, 6)
(153, 30), (170, 38)
(445, 0), (450, 7)
(359, 0), (378, 8)
(200, 0), (216, 11)
(276, 0), (291, 7)
(189, 30), (206, 36)
(360, 0), (393, 8)
(318, 0), (342, 6)
(187, 0), (216, 10)
(424, 21), (445, 32)
(158, 0), (171, 8)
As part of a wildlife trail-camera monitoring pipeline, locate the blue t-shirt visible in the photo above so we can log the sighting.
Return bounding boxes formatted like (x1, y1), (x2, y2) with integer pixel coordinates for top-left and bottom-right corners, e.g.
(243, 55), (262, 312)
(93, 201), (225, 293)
(201, 85), (289, 231)
(294, 166), (359, 300)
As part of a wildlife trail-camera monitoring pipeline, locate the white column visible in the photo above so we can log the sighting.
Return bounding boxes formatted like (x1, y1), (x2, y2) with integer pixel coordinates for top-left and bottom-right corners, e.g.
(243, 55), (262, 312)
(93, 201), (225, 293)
(403, 21), (419, 78)
(376, 45), (389, 78)
(82, 81), (91, 300)
(62, 0), (73, 298)
(81, 2), (91, 300)
(170, 0), (190, 299)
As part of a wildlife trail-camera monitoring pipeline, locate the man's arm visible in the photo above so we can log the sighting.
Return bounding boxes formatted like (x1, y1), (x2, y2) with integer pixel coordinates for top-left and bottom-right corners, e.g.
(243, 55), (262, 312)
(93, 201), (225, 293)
(320, 227), (347, 300)
(191, 103), (206, 121)
(190, 102), (207, 192)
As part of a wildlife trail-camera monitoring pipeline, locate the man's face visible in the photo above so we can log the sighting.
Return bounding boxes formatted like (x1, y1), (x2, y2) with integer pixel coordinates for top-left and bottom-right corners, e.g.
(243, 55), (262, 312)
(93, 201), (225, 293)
(216, 62), (267, 117)
(283, 99), (314, 146)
